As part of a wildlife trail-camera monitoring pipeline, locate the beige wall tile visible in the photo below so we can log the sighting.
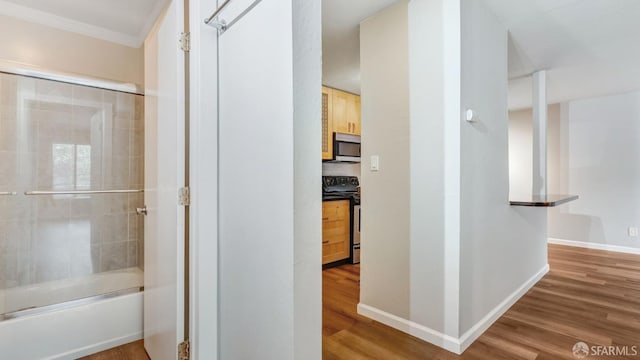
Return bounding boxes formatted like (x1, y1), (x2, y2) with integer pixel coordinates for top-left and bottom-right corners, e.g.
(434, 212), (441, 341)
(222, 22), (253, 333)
(0, 151), (17, 188)
(100, 241), (127, 272)
(0, 117), (17, 151)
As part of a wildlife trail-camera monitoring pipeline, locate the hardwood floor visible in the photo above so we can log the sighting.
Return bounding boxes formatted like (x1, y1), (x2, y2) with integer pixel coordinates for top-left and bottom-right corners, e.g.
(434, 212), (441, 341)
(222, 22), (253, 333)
(323, 244), (640, 359)
(86, 244), (640, 359)
(79, 340), (149, 360)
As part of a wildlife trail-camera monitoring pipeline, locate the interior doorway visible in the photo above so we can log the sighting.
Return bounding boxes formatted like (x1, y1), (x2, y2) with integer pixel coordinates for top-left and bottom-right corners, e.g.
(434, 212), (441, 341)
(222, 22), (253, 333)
(320, 0), (405, 357)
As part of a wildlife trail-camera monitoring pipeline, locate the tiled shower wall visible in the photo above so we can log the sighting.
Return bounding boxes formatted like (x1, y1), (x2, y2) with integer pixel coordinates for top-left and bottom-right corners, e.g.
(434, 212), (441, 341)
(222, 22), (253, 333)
(0, 73), (144, 290)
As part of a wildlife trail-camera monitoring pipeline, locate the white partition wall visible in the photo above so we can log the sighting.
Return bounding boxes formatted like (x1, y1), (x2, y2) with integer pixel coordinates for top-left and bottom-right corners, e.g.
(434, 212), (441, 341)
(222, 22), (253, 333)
(458, 0), (548, 343)
(198, 0), (322, 359)
(359, 0), (549, 354)
(359, 0), (411, 324)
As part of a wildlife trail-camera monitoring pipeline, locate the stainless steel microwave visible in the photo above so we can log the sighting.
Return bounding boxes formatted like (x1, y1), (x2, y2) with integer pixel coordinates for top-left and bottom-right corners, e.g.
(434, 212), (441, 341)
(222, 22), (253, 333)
(333, 133), (361, 162)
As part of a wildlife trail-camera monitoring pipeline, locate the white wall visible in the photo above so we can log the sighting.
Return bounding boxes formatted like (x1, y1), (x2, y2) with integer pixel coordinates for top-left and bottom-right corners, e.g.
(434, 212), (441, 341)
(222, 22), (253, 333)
(359, 0), (463, 347)
(508, 109), (534, 198)
(508, 105), (561, 198)
(547, 92), (640, 250)
(0, 14), (144, 85)
(458, 0), (548, 338)
(359, 1), (411, 319)
(510, 91), (640, 252)
(407, 0), (460, 338)
(216, 0), (321, 359)
(357, 0), (548, 354)
(292, 0), (322, 359)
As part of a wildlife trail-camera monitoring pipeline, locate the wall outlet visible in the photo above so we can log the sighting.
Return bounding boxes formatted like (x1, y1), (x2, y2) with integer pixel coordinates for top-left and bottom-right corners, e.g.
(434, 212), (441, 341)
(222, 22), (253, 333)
(628, 227), (638, 237)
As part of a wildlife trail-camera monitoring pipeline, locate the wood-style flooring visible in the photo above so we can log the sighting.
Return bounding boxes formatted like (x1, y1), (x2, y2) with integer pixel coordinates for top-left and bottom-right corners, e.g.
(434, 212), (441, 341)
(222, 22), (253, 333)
(79, 340), (149, 360)
(323, 244), (640, 359)
(85, 244), (640, 359)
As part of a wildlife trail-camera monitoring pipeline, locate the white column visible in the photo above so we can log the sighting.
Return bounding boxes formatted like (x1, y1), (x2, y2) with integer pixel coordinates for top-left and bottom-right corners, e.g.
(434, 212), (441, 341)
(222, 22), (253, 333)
(532, 70), (547, 197)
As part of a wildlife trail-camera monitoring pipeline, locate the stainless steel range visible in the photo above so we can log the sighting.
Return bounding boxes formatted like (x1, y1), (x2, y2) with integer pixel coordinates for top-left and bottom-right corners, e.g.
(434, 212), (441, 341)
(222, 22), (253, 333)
(322, 176), (361, 264)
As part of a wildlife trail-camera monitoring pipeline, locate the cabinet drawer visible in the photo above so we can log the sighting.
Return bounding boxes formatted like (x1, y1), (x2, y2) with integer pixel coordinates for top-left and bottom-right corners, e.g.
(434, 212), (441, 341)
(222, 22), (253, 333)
(322, 218), (349, 238)
(322, 199), (351, 265)
(322, 200), (349, 221)
(323, 241), (350, 264)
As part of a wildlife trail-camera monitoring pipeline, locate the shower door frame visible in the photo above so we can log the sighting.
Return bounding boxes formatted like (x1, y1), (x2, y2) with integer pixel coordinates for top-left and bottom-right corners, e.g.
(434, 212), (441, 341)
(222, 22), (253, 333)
(0, 61), (146, 316)
(0, 62), (147, 358)
(0, 60), (144, 95)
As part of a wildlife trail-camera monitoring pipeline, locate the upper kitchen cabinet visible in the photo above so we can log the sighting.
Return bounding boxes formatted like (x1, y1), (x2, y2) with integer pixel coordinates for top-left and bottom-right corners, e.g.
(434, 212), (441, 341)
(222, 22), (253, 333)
(332, 89), (360, 136)
(348, 95), (361, 135)
(322, 86), (334, 160)
(322, 86), (361, 160)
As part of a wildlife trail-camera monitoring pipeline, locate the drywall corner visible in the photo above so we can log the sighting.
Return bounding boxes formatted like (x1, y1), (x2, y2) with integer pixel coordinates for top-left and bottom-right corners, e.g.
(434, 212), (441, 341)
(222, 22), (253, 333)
(458, 0), (547, 337)
(292, 0), (323, 359)
(408, 0), (461, 337)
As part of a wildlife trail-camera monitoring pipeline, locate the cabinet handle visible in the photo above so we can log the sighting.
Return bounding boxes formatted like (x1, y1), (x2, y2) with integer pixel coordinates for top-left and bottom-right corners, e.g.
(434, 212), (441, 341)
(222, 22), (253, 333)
(322, 240), (329, 244)
(322, 217), (329, 220)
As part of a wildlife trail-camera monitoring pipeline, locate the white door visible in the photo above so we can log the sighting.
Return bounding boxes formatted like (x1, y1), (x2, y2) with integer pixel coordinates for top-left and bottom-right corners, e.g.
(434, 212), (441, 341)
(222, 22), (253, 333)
(216, 1), (299, 358)
(143, 0), (186, 359)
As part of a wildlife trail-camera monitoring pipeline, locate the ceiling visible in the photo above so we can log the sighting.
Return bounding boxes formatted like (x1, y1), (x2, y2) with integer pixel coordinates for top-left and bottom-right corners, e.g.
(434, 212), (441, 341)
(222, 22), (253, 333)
(324, 0), (640, 108)
(322, 0), (400, 94)
(4, 0), (636, 107)
(0, 0), (169, 47)
(0, 0), (398, 89)
(483, 0), (640, 109)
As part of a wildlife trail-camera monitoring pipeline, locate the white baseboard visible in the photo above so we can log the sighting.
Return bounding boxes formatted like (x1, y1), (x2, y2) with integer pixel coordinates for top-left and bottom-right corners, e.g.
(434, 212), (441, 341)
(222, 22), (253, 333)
(548, 238), (640, 255)
(357, 303), (462, 354)
(457, 264), (549, 352)
(357, 264), (549, 355)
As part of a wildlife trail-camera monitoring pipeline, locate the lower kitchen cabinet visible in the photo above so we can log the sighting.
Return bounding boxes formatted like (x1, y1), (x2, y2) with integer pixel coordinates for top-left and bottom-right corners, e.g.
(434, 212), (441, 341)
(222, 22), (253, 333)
(322, 200), (350, 265)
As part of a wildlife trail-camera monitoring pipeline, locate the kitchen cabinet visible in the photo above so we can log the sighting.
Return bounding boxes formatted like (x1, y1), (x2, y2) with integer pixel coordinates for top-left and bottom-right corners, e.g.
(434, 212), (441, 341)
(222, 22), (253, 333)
(322, 200), (350, 265)
(322, 86), (361, 160)
(349, 95), (361, 135)
(322, 86), (333, 160)
(332, 89), (360, 136)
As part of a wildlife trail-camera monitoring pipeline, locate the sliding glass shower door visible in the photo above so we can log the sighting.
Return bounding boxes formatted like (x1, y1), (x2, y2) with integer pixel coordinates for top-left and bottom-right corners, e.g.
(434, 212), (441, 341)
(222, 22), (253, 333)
(0, 72), (144, 317)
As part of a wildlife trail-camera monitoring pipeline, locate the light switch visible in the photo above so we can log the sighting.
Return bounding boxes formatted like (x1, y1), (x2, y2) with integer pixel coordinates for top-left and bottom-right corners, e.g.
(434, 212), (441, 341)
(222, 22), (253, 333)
(370, 155), (379, 171)
(465, 109), (477, 122)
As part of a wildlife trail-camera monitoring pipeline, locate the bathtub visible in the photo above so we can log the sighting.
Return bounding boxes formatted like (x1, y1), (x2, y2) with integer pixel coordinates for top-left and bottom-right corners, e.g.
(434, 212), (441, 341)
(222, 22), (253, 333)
(0, 268), (144, 359)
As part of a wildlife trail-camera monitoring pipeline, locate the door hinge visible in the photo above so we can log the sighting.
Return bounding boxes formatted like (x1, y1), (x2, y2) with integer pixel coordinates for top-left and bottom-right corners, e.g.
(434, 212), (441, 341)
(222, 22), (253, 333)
(178, 340), (190, 360)
(179, 187), (190, 206)
(179, 32), (191, 52)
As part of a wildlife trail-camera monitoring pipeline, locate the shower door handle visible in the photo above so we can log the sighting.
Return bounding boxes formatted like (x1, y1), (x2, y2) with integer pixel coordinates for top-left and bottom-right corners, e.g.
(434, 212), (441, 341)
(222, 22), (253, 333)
(136, 206), (148, 216)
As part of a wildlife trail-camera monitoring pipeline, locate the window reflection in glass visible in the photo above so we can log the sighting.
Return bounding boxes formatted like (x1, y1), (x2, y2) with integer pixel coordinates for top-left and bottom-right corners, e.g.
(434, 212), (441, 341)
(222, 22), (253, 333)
(52, 144), (91, 190)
